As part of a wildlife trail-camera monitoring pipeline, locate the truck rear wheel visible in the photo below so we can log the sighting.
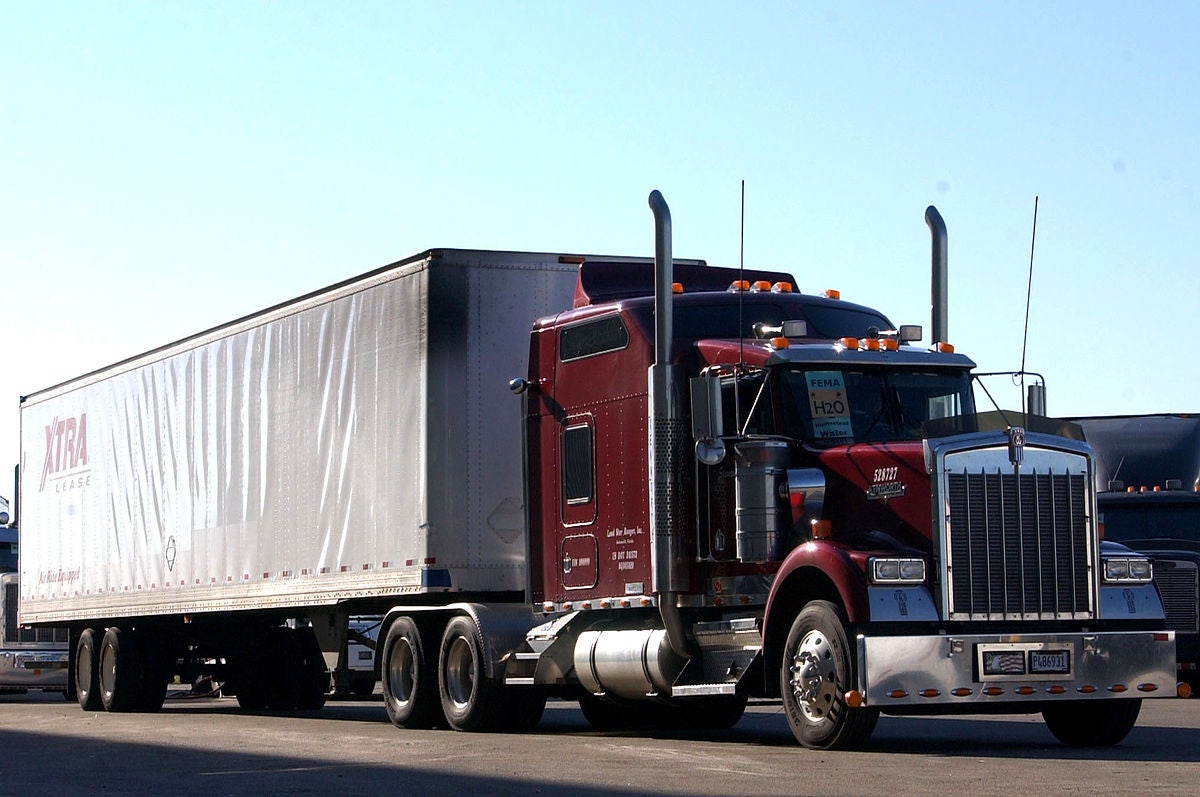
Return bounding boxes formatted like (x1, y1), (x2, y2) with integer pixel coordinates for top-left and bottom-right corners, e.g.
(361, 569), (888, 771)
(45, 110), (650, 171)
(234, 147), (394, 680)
(1042, 699), (1142, 746)
(98, 627), (142, 713)
(381, 616), (440, 729)
(75, 628), (104, 712)
(438, 615), (505, 732)
(780, 601), (878, 750)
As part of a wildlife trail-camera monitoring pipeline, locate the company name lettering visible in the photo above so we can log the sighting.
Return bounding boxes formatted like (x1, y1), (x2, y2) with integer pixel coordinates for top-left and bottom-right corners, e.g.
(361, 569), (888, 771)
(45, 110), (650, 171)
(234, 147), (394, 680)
(38, 567), (81, 586)
(40, 414), (90, 491)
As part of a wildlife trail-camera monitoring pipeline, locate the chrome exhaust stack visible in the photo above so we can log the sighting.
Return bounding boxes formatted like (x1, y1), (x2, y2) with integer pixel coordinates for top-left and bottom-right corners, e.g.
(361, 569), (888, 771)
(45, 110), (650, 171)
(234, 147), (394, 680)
(647, 190), (691, 660)
(926, 205), (948, 345)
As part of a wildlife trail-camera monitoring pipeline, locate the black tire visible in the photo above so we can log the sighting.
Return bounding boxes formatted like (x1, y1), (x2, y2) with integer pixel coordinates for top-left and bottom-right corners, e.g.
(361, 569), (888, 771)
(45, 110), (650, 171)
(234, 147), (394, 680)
(438, 615), (505, 732)
(381, 617), (440, 729)
(98, 627), (143, 713)
(1042, 699), (1143, 746)
(75, 628), (104, 712)
(780, 601), (879, 750)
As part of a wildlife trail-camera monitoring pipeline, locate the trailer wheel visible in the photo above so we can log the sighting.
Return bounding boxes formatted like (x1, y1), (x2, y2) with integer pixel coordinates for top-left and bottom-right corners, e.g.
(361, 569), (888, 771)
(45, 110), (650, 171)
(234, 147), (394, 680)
(780, 601), (878, 750)
(98, 627), (143, 713)
(438, 615), (504, 732)
(381, 617), (440, 729)
(75, 628), (104, 712)
(1042, 699), (1142, 746)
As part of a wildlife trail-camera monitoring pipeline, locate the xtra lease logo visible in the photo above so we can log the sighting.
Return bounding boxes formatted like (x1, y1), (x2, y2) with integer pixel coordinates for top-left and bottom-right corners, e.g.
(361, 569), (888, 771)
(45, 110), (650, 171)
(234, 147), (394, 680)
(39, 414), (91, 491)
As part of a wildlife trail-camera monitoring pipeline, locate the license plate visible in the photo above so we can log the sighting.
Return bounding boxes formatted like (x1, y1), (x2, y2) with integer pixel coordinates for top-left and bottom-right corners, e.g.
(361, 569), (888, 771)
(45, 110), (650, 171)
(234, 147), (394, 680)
(1029, 649), (1070, 675)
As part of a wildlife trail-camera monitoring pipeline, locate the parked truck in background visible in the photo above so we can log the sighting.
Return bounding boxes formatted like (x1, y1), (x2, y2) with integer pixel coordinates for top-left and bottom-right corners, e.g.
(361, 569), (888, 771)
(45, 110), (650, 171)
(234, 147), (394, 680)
(17, 192), (1176, 749)
(1071, 414), (1200, 689)
(0, 499), (69, 696)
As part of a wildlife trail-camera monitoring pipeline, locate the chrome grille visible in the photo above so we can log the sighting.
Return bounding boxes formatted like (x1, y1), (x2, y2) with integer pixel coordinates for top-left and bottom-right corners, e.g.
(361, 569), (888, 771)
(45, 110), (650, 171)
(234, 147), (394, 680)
(1153, 559), (1199, 633)
(944, 464), (1093, 620)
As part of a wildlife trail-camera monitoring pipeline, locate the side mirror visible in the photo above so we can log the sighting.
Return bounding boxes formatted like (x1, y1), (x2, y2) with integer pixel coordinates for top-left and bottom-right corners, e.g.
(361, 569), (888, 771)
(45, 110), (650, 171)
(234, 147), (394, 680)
(898, 324), (923, 343)
(690, 373), (726, 465)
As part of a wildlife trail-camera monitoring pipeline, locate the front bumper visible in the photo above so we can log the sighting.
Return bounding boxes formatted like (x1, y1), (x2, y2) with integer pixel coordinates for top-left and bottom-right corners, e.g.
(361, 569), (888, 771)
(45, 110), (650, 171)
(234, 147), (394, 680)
(859, 630), (1176, 707)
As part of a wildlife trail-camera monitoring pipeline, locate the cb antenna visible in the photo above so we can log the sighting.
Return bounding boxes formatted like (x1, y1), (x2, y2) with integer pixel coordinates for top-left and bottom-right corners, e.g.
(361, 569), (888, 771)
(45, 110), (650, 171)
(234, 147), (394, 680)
(1019, 196), (1039, 413)
(733, 180), (746, 429)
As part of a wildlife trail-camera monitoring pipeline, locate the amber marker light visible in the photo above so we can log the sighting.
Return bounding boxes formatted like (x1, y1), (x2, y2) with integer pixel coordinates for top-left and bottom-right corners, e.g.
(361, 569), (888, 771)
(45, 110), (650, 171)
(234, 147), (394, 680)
(728, 280), (750, 292)
(672, 282), (683, 294)
(1136, 683), (1158, 693)
(982, 687), (1004, 696)
(1109, 684), (1128, 693)
(771, 282), (793, 293)
(823, 289), (841, 299)
(844, 690), (864, 708)
(951, 688), (972, 697)
(1078, 685), (1098, 694)
(932, 342), (956, 353)
(1178, 682), (1193, 699)
(771, 337), (790, 349)
(880, 338), (899, 351)
(838, 336), (859, 350)
(811, 519), (833, 540)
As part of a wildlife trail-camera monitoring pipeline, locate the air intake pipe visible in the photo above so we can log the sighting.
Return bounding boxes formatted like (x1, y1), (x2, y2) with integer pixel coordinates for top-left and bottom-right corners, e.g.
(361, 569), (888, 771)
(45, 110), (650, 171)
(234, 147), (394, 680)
(647, 190), (691, 661)
(926, 205), (948, 345)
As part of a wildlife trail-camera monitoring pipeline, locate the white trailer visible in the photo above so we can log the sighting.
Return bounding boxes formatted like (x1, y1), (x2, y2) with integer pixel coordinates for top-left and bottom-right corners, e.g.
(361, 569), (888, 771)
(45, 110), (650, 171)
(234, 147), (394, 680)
(18, 248), (580, 711)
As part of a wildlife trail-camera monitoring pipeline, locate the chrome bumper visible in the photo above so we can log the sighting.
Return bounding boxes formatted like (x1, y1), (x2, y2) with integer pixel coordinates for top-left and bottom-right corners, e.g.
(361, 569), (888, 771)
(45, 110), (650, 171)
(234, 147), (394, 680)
(859, 630), (1176, 707)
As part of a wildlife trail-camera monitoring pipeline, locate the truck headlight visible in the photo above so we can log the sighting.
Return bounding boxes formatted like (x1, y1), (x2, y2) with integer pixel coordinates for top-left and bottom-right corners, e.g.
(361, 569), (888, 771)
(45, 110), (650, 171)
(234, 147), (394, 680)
(1103, 557), (1154, 584)
(869, 557), (926, 584)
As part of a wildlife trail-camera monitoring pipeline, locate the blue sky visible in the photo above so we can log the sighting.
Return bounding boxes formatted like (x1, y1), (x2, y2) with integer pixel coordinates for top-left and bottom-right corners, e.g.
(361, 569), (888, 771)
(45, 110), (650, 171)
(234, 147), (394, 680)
(2, 1), (1197, 488)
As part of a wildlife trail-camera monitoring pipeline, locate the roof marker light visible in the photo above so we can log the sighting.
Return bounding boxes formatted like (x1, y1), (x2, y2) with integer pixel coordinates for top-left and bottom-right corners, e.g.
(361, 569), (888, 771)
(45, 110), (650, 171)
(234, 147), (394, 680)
(771, 282), (794, 293)
(728, 280), (750, 292)
(838, 336), (859, 350)
(672, 282), (683, 294)
(859, 338), (880, 351)
(771, 337), (790, 349)
(880, 338), (899, 351)
(823, 289), (841, 300)
(932, 342), (956, 353)
(751, 280), (771, 292)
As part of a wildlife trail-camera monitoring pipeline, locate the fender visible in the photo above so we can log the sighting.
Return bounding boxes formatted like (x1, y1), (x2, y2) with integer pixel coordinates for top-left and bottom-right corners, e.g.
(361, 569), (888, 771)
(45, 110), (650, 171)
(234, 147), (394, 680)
(764, 540), (871, 630)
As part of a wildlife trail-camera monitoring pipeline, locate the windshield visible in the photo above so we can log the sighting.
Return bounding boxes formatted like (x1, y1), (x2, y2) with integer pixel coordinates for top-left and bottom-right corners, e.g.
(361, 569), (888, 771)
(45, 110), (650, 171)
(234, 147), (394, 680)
(777, 366), (974, 445)
(1101, 502), (1200, 544)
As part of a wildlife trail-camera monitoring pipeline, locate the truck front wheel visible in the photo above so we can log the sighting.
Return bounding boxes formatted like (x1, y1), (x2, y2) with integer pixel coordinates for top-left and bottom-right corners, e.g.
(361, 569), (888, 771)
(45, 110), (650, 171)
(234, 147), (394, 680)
(780, 601), (878, 750)
(1042, 699), (1142, 746)
(438, 615), (504, 732)
(381, 616), (440, 728)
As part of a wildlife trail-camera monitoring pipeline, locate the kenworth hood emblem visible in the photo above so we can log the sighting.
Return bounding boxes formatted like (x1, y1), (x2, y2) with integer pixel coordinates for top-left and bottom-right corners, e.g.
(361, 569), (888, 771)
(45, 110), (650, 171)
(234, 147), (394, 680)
(1008, 426), (1026, 468)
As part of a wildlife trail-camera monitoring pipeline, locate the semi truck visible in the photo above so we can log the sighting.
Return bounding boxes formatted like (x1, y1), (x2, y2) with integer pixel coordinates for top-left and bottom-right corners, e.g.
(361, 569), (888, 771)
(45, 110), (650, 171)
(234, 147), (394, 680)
(1071, 414), (1200, 688)
(18, 192), (1176, 749)
(0, 498), (69, 696)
